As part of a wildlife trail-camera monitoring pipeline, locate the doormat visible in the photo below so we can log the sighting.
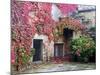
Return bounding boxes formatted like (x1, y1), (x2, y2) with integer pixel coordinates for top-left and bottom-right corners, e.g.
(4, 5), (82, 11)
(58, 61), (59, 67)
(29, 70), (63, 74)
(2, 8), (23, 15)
(11, 0), (96, 74)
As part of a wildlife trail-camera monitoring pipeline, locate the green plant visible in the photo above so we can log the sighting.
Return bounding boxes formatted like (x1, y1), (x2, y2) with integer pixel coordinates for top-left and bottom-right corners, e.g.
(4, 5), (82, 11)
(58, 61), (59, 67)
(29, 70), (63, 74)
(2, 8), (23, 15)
(70, 35), (95, 62)
(30, 48), (35, 57)
(16, 47), (31, 64)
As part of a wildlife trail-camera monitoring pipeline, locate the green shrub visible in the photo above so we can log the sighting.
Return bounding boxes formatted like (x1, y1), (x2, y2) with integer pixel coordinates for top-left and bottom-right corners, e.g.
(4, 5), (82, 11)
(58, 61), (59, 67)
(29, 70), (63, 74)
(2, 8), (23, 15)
(70, 35), (95, 62)
(15, 47), (35, 65)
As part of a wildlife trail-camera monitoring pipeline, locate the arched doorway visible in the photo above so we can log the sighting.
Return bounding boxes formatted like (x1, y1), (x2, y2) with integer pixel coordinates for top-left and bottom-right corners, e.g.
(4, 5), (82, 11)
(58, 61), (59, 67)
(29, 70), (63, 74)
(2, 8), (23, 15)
(53, 17), (85, 61)
(63, 28), (73, 56)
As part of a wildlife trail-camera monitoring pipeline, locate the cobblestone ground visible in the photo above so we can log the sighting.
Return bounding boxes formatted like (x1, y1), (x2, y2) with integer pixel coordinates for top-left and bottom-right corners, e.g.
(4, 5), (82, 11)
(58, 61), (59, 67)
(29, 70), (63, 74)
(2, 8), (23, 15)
(18, 62), (96, 74)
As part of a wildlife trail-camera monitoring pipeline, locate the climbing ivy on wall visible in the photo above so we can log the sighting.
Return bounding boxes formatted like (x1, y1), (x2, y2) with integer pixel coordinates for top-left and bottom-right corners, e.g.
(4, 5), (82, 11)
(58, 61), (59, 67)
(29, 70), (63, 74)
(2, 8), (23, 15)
(11, 0), (85, 71)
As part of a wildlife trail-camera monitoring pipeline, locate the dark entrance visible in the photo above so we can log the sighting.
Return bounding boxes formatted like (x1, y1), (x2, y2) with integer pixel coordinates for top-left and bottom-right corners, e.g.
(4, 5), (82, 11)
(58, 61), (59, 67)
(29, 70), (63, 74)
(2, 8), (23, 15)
(33, 39), (43, 61)
(63, 28), (73, 39)
(63, 28), (73, 56)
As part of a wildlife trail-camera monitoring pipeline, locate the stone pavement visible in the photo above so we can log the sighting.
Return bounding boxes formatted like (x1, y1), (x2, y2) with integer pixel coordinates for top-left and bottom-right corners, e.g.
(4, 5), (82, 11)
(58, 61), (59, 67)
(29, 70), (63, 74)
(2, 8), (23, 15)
(18, 62), (95, 74)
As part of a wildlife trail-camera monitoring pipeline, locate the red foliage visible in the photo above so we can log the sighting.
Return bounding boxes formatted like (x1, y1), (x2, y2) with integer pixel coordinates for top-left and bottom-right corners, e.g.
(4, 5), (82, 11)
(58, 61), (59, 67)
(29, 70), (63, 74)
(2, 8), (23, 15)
(11, 1), (55, 66)
(11, 1), (85, 67)
(57, 4), (77, 15)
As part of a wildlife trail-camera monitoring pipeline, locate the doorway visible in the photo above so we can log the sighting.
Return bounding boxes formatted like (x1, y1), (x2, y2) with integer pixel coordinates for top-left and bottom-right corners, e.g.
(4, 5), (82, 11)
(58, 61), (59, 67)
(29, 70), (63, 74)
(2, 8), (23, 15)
(63, 28), (73, 56)
(33, 39), (43, 61)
